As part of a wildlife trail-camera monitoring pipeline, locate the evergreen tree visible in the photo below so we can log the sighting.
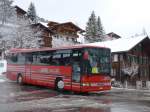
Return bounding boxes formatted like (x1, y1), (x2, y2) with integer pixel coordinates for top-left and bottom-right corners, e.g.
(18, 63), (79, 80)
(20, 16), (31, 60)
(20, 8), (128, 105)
(85, 11), (97, 43)
(27, 2), (37, 23)
(85, 11), (105, 43)
(96, 16), (105, 41)
(0, 0), (15, 25)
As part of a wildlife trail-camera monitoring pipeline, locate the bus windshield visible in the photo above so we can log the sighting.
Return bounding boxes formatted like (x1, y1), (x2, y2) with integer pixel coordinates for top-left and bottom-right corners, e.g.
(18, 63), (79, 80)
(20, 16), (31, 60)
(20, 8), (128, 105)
(83, 48), (111, 75)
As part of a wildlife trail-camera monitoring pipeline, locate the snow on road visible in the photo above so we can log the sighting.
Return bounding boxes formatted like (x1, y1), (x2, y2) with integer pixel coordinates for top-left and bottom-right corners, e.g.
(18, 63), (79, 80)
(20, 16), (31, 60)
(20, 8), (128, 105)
(0, 73), (6, 83)
(0, 79), (5, 83)
(0, 96), (110, 112)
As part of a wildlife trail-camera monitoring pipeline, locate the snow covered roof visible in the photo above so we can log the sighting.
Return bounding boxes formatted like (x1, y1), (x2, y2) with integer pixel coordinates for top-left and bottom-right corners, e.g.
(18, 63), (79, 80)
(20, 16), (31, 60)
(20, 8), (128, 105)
(87, 35), (149, 53)
(14, 5), (27, 15)
(40, 22), (48, 27)
(107, 32), (121, 39)
(31, 23), (53, 33)
(47, 21), (84, 32)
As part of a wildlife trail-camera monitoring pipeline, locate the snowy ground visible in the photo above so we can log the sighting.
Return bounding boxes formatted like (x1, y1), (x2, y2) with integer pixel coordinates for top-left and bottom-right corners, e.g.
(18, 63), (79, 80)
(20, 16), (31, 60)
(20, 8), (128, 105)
(0, 74), (150, 112)
(0, 73), (6, 83)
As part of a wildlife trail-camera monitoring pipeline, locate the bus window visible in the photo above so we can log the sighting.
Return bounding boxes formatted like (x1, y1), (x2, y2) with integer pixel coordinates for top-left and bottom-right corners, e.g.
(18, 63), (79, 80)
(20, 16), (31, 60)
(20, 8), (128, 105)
(26, 53), (33, 64)
(51, 53), (61, 66)
(17, 53), (26, 64)
(32, 52), (39, 65)
(62, 53), (71, 66)
(82, 48), (111, 75)
(39, 52), (52, 65)
(7, 53), (18, 64)
(32, 51), (53, 65)
(72, 50), (82, 62)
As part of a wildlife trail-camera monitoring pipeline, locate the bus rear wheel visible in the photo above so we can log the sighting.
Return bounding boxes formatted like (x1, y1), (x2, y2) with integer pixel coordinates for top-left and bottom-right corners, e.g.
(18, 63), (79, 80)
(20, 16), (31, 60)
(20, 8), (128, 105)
(17, 75), (23, 85)
(55, 79), (64, 92)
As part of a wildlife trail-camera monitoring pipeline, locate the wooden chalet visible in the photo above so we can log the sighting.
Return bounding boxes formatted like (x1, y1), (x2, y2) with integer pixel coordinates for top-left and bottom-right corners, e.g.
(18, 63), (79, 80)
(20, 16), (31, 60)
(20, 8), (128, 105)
(89, 35), (150, 89)
(47, 21), (84, 42)
(31, 23), (53, 47)
(14, 6), (27, 18)
(106, 32), (121, 40)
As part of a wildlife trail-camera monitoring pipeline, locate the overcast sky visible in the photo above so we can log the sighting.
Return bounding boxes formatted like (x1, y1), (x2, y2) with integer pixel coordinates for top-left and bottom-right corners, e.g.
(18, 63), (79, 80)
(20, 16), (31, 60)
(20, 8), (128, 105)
(14, 0), (150, 37)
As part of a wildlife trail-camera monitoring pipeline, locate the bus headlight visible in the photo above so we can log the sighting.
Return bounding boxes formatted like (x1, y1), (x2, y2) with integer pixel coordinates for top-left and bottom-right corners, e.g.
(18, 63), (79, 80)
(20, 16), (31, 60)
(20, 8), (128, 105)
(81, 83), (90, 86)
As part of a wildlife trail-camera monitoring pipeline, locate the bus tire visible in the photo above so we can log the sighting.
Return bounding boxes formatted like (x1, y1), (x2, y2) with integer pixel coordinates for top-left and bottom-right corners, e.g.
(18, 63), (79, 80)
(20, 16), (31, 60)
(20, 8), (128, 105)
(17, 74), (23, 85)
(55, 79), (64, 92)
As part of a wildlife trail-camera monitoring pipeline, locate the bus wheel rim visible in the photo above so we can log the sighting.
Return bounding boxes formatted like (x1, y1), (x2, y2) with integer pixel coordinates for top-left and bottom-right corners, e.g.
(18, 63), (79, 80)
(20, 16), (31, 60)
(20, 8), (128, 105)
(57, 80), (64, 89)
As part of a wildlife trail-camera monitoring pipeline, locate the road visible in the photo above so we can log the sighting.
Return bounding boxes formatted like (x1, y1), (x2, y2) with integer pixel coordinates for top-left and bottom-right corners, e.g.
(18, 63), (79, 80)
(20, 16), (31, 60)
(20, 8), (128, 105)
(0, 74), (150, 112)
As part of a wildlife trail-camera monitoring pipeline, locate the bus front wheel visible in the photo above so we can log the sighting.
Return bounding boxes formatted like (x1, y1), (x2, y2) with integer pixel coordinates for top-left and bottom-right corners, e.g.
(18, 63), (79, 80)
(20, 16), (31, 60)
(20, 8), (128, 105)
(17, 75), (23, 85)
(55, 79), (64, 91)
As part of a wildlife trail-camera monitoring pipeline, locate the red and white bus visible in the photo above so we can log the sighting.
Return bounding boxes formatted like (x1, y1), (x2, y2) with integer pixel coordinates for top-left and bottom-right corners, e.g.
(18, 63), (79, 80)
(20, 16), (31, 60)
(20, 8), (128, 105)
(6, 45), (111, 92)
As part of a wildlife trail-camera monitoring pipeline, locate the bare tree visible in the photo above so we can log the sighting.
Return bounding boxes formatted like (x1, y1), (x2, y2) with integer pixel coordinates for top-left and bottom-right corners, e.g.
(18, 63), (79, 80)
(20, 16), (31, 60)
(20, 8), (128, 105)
(0, 11), (42, 51)
(0, 0), (15, 25)
(10, 17), (42, 48)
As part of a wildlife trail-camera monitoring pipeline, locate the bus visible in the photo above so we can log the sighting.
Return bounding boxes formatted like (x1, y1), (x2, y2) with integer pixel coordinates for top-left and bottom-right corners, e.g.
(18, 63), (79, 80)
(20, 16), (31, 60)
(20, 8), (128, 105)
(6, 45), (111, 92)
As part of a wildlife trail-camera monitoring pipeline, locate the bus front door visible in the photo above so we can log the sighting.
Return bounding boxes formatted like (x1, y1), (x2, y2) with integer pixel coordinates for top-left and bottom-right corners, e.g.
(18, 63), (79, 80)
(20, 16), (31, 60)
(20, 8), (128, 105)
(71, 63), (81, 92)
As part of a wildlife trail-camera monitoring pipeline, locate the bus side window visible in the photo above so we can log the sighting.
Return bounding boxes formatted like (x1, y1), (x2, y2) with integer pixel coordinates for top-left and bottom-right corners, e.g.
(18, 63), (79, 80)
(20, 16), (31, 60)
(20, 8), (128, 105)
(26, 53), (33, 64)
(11, 54), (18, 63)
(62, 53), (71, 66)
(31, 52), (39, 65)
(18, 53), (26, 64)
(51, 53), (61, 66)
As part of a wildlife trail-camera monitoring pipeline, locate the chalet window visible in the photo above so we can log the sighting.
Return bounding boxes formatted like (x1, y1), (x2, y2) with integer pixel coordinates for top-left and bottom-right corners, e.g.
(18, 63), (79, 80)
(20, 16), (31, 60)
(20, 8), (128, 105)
(139, 57), (143, 64)
(74, 38), (77, 42)
(111, 69), (116, 76)
(48, 33), (51, 37)
(141, 68), (147, 77)
(120, 54), (123, 61)
(132, 56), (138, 64)
(54, 35), (59, 38)
(127, 55), (131, 64)
(135, 56), (138, 64)
(143, 57), (148, 64)
(113, 54), (118, 62)
(72, 38), (75, 41)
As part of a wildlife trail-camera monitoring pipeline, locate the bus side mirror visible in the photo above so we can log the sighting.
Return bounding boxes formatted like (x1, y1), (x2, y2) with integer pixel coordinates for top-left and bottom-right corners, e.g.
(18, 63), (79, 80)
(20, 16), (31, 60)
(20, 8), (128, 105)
(83, 51), (89, 60)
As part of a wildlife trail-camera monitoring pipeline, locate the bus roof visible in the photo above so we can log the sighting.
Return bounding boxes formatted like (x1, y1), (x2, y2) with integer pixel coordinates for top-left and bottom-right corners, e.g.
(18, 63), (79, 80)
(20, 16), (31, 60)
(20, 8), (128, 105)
(9, 44), (110, 53)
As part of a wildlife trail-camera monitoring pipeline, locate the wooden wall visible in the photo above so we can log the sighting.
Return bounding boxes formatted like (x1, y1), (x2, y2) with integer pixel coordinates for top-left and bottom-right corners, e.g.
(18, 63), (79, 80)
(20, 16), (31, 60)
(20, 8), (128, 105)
(111, 38), (150, 86)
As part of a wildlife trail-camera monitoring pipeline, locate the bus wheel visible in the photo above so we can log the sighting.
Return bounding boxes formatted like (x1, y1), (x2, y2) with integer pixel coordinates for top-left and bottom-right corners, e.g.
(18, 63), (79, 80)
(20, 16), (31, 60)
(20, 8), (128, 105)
(17, 75), (23, 85)
(55, 79), (64, 91)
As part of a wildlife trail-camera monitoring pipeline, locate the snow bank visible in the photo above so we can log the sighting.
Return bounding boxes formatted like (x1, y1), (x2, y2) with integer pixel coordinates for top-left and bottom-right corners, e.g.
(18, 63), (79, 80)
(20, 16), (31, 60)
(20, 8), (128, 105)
(0, 60), (7, 74)
(0, 79), (5, 83)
